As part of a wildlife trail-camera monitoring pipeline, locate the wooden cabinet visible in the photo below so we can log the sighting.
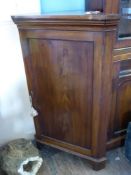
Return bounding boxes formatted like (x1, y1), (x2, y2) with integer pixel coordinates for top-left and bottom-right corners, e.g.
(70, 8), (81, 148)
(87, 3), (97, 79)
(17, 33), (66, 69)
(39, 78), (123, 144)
(107, 49), (131, 149)
(85, 0), (131, 150)
(12, 14), (119, 170)
(11, 1), (131, 171)
(11, 0), (131, 171)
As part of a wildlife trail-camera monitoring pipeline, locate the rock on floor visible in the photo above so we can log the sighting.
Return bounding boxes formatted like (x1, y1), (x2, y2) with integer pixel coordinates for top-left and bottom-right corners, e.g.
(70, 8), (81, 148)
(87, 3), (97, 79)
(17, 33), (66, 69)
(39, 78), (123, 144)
(0, 139), (43, 175)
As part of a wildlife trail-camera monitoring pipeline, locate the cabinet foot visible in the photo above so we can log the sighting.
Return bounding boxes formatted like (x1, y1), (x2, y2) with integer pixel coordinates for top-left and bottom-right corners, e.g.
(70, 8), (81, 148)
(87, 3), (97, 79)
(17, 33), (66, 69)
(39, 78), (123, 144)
(36, 138), (107, 171)
(91, 160), (106, 171)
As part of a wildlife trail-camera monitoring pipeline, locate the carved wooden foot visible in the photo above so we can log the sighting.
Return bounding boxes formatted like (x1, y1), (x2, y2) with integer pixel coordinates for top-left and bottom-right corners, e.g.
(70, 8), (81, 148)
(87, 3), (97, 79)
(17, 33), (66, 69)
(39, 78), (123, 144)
(91, 160), (106, 171)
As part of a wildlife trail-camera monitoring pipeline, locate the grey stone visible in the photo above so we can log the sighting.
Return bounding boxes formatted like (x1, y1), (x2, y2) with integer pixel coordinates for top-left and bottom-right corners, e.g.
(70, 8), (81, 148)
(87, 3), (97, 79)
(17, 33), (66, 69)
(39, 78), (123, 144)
(0, 139), (43, 175)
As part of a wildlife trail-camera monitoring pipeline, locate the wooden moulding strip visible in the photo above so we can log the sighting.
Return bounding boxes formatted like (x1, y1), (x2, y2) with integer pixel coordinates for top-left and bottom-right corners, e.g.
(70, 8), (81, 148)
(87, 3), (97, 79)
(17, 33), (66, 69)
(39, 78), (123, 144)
(113, 47), (131, 62)
(35, 135), (106, 164)
(106, 135), (125, 150)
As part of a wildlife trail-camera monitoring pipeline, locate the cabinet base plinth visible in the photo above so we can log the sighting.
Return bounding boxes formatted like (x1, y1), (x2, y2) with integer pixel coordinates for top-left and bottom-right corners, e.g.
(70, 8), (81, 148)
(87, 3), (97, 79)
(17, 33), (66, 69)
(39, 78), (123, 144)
(35, 137), (106, 171)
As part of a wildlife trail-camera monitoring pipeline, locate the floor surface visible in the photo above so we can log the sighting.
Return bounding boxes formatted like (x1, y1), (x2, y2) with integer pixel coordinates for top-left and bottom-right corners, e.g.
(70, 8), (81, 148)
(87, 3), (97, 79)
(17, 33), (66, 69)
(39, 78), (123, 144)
(38, 146), (131, 175)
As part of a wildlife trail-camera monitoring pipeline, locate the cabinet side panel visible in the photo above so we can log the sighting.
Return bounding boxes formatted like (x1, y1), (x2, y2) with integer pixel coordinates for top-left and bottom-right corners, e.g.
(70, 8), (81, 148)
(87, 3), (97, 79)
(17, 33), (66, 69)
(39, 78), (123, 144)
(29, 39), (94, 149)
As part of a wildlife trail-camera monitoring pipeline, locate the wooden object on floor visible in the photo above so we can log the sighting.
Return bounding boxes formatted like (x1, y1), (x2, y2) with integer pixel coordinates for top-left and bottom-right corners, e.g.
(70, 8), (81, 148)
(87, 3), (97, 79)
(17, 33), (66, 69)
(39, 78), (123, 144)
(12, 13), (119, 170)
(85, 0), (131, 151)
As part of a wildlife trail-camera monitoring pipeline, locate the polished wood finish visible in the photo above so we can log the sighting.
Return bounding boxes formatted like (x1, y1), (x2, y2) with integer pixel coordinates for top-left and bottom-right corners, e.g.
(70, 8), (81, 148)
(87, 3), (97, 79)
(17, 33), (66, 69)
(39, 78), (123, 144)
(85, 0), (131, 149)
(107, 49), (131, 147)
(104, 0), (120, 13)
(30, 39), (93, 149)
(12, 0), (131, 169)
(85, 0), (131, 48)
(12, 14), (119, 170)
(105, 0), (131, 149)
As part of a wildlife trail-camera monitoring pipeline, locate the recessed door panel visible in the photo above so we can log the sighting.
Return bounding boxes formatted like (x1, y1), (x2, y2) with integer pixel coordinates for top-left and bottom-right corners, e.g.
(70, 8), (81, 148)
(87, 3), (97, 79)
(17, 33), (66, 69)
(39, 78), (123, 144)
(29, 39), (94, 149)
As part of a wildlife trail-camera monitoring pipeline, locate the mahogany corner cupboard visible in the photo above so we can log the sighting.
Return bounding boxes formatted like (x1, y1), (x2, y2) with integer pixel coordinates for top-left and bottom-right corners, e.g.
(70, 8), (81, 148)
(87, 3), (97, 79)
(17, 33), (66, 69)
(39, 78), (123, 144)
(12, 1), (131, 170)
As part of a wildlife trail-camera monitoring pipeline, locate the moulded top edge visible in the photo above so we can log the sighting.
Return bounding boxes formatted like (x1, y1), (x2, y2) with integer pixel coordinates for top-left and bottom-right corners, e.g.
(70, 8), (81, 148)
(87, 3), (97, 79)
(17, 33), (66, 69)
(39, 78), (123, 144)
(12, 13), (119, 22)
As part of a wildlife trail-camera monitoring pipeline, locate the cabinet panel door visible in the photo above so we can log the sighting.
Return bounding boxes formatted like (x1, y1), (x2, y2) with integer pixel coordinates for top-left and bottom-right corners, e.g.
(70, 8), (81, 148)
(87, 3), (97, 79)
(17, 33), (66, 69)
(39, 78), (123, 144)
(108, 59), (131, 140)
(29, 38), (94, 149)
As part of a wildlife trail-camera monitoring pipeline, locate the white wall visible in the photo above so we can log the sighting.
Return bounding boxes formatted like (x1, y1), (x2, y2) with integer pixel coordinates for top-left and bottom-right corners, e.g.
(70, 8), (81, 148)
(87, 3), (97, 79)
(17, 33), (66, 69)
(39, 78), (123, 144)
(0, 0), (40, 145)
